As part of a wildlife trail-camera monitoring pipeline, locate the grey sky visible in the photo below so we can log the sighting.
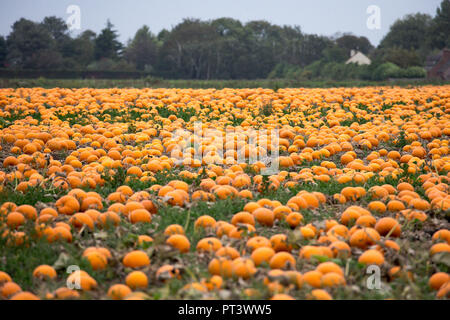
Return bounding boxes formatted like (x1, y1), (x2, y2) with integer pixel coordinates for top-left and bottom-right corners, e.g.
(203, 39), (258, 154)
(0, 0), (442, 46)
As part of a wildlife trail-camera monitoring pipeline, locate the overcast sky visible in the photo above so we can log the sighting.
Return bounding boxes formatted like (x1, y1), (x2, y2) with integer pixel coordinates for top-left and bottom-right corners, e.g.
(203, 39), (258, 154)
(0, 0), (442, 46)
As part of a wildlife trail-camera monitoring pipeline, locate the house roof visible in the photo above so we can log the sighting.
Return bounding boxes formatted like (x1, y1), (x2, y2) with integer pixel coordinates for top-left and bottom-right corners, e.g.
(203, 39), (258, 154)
(346, 51), (371, 65)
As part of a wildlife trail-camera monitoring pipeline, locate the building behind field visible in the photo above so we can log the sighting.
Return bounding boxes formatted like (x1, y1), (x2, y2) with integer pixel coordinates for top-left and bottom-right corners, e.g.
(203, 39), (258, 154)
(425, 49), (450, 80)
(346, 50), (371, 66)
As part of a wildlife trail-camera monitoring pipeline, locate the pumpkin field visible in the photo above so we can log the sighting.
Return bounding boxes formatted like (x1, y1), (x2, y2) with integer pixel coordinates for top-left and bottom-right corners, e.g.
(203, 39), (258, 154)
(0, 85), (449, 300)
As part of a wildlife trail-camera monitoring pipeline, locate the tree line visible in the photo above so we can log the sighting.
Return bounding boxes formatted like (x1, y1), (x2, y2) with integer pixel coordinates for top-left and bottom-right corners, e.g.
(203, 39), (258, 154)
(0, 0), (448, 80)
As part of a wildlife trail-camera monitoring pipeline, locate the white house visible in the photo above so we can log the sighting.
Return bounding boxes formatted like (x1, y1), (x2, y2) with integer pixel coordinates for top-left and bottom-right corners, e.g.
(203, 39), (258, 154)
(345, 50), (371, 66)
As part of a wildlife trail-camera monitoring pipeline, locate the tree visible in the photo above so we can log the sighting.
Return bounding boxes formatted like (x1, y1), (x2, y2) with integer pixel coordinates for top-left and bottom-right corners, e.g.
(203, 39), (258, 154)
(322, 46), (348, 63)
(155, 18), (335, 79)
(41, 16), (69, 42)
(210, 18), (246, 79)
(157, 19), (219, 79)
(377, 13), (434, 65)
(95, 20), (123, 60)
(0, 36), (6, 67)
(379, 13), (433, 51)
(6, 18), (61, 69)
(2, 14), (432, 79)
(157, 29), (171, 45)
(41, 16), (77, 68)
(297, 34), (333, 67)
(276, 25), (304, 66)
(125, 25), (158, 71)
(381, 47), (422, 68)
(336, 34), (374, 55)
(72, 30), (96, 67)
(430, 0), (450, 49)
(241, 20), (301, 78)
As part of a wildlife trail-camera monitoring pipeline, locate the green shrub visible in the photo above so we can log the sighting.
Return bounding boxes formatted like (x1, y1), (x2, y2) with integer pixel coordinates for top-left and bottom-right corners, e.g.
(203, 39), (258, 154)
(372, 62), (402, 80)
(401, 66), (426, 78)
